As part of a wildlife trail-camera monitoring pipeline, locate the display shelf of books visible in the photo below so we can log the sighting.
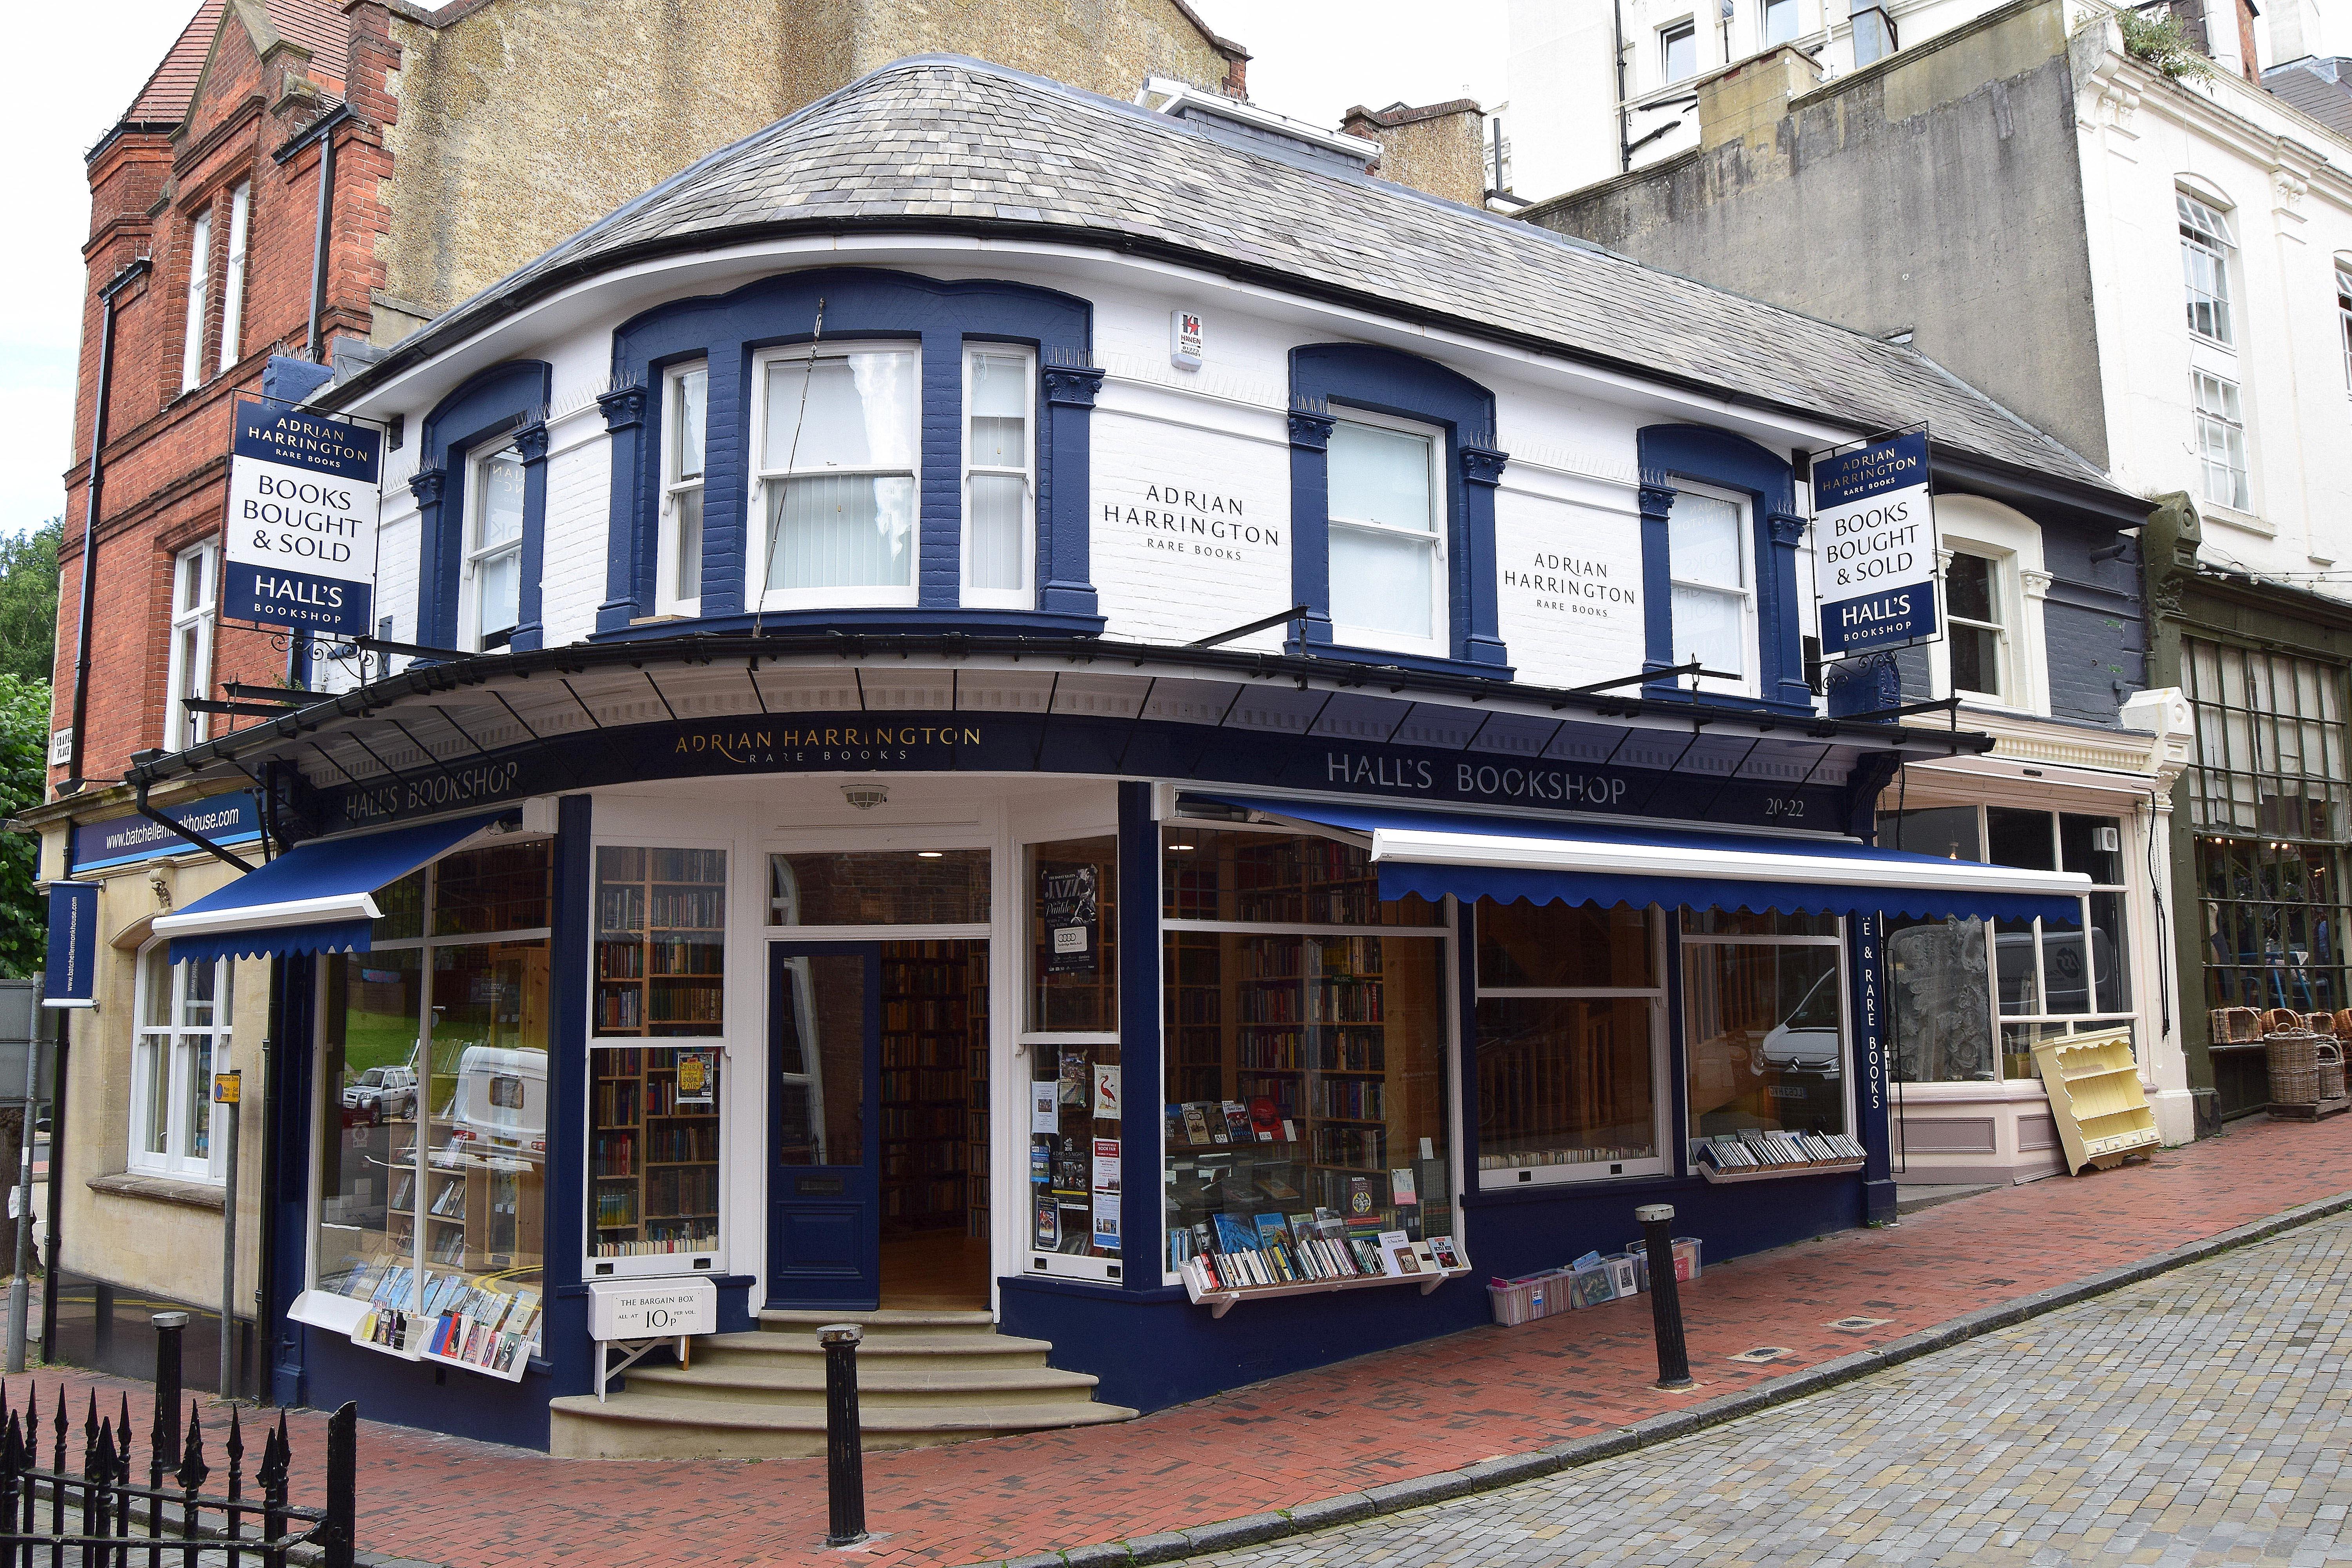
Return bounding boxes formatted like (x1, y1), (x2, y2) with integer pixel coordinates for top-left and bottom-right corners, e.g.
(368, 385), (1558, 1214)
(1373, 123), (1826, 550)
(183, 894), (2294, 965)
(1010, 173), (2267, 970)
(590, 1046), (722, 1268)
(1174, 1218), (1470, 1319)
(882, 942), (973, 1229)
(594, 848), (726, 1038)
(966, 946), (991, 1241)
(1693, 1129), (1867, 1183)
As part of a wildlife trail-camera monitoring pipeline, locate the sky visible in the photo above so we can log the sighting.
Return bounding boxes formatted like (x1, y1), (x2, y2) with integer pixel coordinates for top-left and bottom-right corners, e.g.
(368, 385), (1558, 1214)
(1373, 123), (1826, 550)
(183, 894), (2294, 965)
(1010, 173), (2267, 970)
(0, 0), (1508, 544)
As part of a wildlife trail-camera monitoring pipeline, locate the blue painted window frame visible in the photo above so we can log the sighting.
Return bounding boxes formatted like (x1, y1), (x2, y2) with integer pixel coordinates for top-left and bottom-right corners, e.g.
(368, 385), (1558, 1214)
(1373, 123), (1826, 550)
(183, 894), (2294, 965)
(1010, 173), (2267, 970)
(599, 268), (1103, 639)
(1635, 425), (1813, 715)
(411, 361), (553, 652)
(1287, 344), (1510, 677)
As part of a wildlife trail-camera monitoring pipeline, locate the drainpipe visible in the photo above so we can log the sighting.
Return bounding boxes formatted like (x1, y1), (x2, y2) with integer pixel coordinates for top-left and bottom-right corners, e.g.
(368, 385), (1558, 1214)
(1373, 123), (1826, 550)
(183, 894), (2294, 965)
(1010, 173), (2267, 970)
(1614, 0), (1633, 172)
(62, 258), (152, 794)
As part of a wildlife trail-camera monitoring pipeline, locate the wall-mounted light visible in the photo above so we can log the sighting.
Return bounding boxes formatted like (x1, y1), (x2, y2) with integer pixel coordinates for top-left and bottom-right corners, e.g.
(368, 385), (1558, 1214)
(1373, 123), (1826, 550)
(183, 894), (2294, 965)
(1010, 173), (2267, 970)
(842, 783), (888, 810)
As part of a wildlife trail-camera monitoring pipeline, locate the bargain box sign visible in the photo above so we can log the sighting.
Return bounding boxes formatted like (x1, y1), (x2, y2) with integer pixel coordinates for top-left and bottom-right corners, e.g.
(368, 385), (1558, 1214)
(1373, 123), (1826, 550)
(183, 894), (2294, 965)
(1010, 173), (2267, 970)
(222, 397), (381, 638)
(1811, 430), (1938, 657)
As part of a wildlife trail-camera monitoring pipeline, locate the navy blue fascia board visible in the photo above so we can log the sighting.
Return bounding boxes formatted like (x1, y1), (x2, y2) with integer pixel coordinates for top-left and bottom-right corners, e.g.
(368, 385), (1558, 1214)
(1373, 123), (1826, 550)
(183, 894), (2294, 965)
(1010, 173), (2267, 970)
(1637, 425), (1813, 717)
(413, 361), (553, 650)
(1286, 343), (1511, 677)
(601, 267), (1101, 634)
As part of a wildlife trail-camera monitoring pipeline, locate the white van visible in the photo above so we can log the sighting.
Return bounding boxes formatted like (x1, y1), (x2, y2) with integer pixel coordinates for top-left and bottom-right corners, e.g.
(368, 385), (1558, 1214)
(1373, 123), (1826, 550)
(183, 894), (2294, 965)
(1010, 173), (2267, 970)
(446, 1045), (548, 1165)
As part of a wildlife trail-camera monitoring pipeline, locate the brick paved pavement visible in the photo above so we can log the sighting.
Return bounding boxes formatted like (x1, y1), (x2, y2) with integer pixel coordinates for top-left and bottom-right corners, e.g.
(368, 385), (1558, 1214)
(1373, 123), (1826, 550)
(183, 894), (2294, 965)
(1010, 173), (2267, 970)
(1200, 1206), (2352, 1568)
(14, 1114), (2352, 1568)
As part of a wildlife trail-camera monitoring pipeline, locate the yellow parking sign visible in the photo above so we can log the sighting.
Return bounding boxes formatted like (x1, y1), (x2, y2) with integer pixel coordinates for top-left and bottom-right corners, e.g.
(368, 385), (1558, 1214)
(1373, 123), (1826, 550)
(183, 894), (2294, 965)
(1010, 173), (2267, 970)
(213, 1071), (241, 1105)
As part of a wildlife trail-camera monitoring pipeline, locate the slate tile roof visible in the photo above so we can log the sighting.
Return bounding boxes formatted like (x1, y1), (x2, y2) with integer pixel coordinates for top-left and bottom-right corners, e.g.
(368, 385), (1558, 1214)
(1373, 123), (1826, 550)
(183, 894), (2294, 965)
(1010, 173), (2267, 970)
(373, 55), (2120, 497)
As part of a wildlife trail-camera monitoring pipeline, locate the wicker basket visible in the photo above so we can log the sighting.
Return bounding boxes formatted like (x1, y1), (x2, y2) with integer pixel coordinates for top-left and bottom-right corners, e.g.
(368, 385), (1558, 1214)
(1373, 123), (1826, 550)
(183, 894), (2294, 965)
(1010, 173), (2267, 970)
(2269, 1032), (2323, 1105)
(2307, 1013), (2340, 1038)
(2263, 1007), (2305, 1036)
(2214, 1007), (2267, 1044)
(2320, 1041), (2347, 1104)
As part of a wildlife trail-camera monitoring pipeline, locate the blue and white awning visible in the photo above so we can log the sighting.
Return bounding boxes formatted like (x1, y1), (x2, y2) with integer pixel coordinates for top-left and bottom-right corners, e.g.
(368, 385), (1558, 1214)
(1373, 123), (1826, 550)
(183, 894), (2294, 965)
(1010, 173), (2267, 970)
(1193, 797), (2090, 923)
(154, 811), (512, 964)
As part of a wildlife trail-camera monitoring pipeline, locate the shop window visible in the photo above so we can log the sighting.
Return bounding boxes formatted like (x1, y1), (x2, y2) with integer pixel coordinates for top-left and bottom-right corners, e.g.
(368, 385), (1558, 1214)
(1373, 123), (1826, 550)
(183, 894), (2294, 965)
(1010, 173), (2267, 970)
(768, 849), (989, 926)
(1160, 825), (1454, 1282)
(595, 847), (724, 1034)
(1472, 901), (1665, 1184)
(753, 344), (920, 610)
(1666, 481), (1754, 694)
(658, 363), (707, 614)
(130, 945), (231, 1182)
(1680, 909), (1848, 1152)
(1327, 414), (1445, 656)
(1025, 837), (1120, 1269)
(310, 841), (553, 1379)
(162, 541), (216, 753)
(2192, 369), (2250, 513)
(2178, 192), (2235, 348)
(465, 442), (526, 650)
(179, 205), (211, 394)
(963, 347), (1036, 610)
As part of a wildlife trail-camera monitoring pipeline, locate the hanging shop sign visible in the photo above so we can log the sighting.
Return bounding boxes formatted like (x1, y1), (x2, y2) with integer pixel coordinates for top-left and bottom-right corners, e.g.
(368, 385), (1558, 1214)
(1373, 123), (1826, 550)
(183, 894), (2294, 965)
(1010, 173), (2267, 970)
(222, 395), (383, 638)
(42, 882), (99, 1009)
(1812, 430), (1938, 657)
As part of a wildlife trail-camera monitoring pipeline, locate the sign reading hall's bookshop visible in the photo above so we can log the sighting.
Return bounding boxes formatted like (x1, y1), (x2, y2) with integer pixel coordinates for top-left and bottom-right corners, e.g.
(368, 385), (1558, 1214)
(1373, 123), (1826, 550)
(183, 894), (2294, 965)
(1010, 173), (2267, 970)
(221, 396), (382, 638)
(1811, 430), (1938, 657)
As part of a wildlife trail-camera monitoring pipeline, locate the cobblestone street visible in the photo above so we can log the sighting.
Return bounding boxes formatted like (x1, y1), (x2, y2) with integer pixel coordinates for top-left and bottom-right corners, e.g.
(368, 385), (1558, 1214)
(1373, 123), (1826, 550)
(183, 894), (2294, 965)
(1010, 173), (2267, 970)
(1202, 1210), (2352, 1568)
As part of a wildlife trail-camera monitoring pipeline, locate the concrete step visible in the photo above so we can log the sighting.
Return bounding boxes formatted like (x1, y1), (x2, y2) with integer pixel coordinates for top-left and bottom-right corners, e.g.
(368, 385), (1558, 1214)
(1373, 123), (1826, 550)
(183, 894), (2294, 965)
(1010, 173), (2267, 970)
(621, 1358), (1103, 1408)
(548, 1391), (1138, 1460)
(757, 1308), (998, 1334)
(697, 1329), (1054, 1368)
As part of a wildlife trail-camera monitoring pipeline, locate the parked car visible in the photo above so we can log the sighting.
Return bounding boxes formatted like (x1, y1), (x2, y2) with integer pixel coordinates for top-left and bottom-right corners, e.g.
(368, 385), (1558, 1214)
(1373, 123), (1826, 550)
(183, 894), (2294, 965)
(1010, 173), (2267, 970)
(340, 1065), (417, 1124)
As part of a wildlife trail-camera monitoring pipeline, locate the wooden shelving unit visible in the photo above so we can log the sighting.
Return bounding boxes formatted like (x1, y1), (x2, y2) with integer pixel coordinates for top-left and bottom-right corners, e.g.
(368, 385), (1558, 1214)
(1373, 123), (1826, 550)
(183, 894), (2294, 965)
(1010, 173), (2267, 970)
(2033, 1029), (2161, 1174)
(965, 946), (991, 1241)
(881, 942), (974, 1230)
(590, 1048), (721, 1261)
(594, 848), (726, 1038)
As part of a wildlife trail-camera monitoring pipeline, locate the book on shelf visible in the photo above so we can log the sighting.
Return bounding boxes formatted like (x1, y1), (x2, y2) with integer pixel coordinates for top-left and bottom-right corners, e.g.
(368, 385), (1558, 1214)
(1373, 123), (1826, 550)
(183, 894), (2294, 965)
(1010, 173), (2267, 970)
(1182, 1103), (1214, 1145)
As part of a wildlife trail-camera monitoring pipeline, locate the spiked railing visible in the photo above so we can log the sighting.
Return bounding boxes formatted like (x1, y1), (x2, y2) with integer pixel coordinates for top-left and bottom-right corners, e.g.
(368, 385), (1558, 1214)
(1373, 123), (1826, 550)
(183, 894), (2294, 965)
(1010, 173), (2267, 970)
(0, 1383), (354, 1567)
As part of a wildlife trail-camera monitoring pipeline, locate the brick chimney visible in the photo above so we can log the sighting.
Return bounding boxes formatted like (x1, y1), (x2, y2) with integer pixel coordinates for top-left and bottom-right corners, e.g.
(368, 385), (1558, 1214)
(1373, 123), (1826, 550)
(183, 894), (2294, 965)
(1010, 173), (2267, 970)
(1338, 99), (1487, 205)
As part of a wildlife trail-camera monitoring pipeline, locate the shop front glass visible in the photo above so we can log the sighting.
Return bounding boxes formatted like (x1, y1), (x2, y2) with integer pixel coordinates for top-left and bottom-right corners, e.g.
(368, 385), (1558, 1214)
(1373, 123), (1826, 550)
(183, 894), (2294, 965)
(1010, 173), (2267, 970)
(1681, 910), (1849, 1149)
(1881, 806), (2133, 1082)
(1160, 825), (1453, 1280)
(313, 842), (551, 1377)
(1025, 837), (1119, 1267)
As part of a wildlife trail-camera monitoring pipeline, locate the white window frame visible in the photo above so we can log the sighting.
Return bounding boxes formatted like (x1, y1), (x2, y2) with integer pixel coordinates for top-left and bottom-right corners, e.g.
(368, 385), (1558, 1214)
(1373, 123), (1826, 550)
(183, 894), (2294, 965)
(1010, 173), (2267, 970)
(1326, 407), (1448, 659)
(217, 182), (250, 373)
(2193, 368), (2252, 514)
(2178, 192), (2235, 349)
(1677, 917), (1854, 1164)
(463, 441), (526, 651)
(130, 942), (231, 1184)
(1940, 547), (2012, 705)
(163, 540), (216, 752)
(960, 345), (1037, 611)
(179, 207), (212, 394)
(657, 362), (708, 617)
(1472, 908), (1670, 1188)
(748, 341), (923, 613)
(1661, 18), (1699, 81)
(2335, 260), (2352, 393)
(1924, 500), (2051, 715)
(1762, 0), (1800, 44)
(1666, 476), (1757, 699)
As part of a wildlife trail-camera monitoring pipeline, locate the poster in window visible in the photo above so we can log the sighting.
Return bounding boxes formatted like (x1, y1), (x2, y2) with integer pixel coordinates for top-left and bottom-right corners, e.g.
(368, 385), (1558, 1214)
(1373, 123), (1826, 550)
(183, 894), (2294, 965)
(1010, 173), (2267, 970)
(1034, 1195), (1058, 1250)
(675, 1049), (716, 1106)
(1092, 1193), (1121, 1252)
(1091, 1138), (1122, 1195)
(1058, 1048), (1090, 1107)
(1040, 864), (1099, 974)
(1030, 1080), (1059, 1133)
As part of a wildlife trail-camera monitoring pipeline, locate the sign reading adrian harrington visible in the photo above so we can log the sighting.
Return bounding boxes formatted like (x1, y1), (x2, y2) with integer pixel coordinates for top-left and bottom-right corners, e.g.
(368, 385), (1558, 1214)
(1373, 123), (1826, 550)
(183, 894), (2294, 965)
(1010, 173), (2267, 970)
(222, 396), (382, 638)
(1811, 431), (1938, 657)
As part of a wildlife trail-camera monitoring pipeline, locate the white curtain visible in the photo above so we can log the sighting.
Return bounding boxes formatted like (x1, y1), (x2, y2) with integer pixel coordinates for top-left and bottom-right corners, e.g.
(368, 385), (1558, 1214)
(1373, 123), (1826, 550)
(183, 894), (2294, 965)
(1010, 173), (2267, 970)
(764, 351), (918, 591)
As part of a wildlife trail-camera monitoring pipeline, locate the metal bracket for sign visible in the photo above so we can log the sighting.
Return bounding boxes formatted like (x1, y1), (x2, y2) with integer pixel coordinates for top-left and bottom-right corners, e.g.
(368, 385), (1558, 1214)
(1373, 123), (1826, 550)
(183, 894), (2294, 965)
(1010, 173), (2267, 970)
(595, 1334), (691, 1401)
(1841, 695), (1963, 728)
(1190, 604), (1311, 652)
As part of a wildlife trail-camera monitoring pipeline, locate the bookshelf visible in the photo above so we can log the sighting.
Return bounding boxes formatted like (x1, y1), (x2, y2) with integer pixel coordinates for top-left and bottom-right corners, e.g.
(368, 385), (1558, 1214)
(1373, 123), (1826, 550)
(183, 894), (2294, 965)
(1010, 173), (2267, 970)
(591, 1046), (722, 1263)
(880, 941), (975, 1230)
(965, 945), (991, 1240)
(595, 848), (726, 1038)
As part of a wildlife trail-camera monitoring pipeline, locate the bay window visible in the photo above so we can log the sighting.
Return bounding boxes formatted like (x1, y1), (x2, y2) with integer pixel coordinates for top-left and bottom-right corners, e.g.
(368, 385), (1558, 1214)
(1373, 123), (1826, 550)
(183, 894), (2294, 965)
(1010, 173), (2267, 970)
(659, 364), (707, 614)
(1326, 414), (1445, 654)
(754, 344), (920, 608)
(131, 944), (231, 1181)
(466, 443), (526, 649)
(963, 347), (1036, 608)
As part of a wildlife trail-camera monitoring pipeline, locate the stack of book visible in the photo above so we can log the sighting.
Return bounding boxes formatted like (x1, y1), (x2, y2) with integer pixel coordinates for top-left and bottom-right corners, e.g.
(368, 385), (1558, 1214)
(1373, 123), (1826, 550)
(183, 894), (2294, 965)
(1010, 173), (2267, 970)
(1695, 1130), (1866, 1177)
(1177, 1210), (1465, 1296)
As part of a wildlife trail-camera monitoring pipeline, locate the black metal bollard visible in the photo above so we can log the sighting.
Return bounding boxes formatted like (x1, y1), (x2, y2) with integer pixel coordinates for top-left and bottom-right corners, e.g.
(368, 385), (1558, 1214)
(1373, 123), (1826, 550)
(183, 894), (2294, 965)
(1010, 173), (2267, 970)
(152, 1312), (189, 1458)
(820, 1323), (867, 1547)
(1636, 1204), (1695, 1390)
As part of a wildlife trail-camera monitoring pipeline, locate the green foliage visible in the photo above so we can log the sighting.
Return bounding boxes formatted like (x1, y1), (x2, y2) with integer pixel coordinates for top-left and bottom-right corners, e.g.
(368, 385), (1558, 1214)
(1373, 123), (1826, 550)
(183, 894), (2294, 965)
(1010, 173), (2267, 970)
(2116, 7), (2214, 82)
(0, 675), (51, 978)
(0, 520), (62, 686)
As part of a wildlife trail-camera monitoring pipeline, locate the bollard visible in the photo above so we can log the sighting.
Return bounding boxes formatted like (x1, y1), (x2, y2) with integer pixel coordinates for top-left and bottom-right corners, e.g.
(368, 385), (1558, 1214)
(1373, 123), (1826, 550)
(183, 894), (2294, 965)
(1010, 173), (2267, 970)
(154, 1310), (190, 1456)
(820, 1323), (867, 1547)
(1635, 1205), (1695, 1390)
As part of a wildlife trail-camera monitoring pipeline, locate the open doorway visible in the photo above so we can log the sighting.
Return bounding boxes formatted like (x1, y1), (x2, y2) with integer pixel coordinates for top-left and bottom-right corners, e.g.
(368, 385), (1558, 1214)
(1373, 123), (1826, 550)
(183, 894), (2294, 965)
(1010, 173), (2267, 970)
(877, 939), (991, 1308)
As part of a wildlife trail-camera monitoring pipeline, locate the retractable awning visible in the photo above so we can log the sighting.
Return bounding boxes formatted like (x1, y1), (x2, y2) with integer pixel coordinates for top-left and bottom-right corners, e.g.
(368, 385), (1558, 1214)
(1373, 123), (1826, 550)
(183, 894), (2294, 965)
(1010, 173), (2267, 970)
(1192, 797), (2091, 922)
(154, 811), (512, 964)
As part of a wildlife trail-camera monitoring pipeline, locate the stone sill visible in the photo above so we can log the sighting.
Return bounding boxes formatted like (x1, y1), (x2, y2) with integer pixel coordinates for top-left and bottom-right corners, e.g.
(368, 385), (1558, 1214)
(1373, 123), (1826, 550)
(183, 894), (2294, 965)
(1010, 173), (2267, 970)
(86, 1171), (225, 1212)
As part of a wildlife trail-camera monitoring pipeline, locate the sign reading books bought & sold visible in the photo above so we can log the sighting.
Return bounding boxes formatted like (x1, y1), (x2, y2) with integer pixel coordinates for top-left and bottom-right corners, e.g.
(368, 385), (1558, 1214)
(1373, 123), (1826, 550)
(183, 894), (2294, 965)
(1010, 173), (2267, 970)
(222, 394), (383, 638)
(1811, 429), (1938, 657)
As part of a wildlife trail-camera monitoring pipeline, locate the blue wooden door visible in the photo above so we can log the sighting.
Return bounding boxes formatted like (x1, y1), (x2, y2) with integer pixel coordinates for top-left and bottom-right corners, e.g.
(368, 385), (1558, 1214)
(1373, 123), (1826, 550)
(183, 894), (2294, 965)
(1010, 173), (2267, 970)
(767, 944), (881, 1308)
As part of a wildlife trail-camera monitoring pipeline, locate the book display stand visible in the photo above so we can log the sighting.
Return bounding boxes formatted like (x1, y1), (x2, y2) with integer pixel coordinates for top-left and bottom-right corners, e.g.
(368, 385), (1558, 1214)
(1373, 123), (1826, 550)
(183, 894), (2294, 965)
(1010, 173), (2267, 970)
(2031, 1028), (2161, 1173)
(1693, 1130), (1866, 1183)
(1178, 1236), (1473, 1319)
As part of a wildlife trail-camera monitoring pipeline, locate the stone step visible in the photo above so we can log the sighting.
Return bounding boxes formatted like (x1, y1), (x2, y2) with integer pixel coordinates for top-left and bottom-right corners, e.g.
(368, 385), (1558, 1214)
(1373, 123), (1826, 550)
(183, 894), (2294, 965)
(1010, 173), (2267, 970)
(696, 1330), (1054, 1368)
(548, 1391), (1138, 1461)
(757, 1308), (998, 1334)
(621, 1359), (1103, 1408)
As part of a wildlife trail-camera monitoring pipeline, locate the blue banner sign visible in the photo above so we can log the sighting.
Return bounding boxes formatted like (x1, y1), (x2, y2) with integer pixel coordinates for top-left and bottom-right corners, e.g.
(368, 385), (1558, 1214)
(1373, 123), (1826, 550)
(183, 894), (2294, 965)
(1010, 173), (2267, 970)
(71, 795), (262, 874)
(43, 883), (98, 1008)
(222, 398), (381, 638)
(1813, 431), (1938, 657)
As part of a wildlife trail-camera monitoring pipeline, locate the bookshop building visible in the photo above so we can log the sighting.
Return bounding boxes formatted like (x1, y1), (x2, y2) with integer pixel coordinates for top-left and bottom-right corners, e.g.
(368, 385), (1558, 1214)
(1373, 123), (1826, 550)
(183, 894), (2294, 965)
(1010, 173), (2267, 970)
(103, 55), (2138, 1451)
